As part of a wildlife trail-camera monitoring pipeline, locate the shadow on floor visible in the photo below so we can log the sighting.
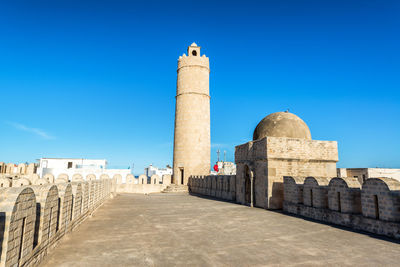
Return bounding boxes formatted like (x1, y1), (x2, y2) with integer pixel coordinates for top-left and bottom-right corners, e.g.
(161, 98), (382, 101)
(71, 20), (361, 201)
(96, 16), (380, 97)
(189, 192), (400, 245)
(279, 211), (400, 245)
(189, 192), (237, 204)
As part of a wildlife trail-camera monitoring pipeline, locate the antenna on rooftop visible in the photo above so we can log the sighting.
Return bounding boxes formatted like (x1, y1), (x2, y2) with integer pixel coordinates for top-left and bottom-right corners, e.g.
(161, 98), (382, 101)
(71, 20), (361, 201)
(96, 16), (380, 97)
(224, 151), (226, 162)
(217, 149), (220, 162)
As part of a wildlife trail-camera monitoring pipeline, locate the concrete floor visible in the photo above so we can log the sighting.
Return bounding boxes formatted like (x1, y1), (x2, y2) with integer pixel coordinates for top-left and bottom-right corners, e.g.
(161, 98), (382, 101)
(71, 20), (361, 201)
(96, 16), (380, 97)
(42, 193), (400, 267)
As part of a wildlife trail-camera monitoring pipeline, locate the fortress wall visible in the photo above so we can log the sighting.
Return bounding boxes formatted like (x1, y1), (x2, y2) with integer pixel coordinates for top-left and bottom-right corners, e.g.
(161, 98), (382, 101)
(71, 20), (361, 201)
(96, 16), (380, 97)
(328, 177), (361, 214)
(283, 176), (305, 214)
(283, 176), (400, 239)
(188, 175), (236, 201)
(0, 176), (113, 267)
(303, 177), (330, 208)
(116, 184), (168, 194)
(0, 171), (172, 195)
(361, 178), (400, 221)
(0, 187), (36, 267)
(31, 185), (59, 249)
(0, 162), (5, 174)
(114, 174), (179, 194)
(71, 183), (83, 221)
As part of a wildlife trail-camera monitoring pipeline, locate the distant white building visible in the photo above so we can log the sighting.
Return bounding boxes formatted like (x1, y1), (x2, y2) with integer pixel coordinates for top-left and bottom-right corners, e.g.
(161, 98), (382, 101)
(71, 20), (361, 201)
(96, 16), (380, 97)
(144, 164), (172, 181)
(210, 161), (237, 175)
(337, 168), (400, 184)
(217, 161), (236, 175)
(37, 158), (131, 180)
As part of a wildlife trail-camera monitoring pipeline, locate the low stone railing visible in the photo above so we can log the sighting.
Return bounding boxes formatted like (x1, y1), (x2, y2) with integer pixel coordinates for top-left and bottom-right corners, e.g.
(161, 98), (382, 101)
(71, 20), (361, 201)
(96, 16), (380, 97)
(0, 177), (114, 267)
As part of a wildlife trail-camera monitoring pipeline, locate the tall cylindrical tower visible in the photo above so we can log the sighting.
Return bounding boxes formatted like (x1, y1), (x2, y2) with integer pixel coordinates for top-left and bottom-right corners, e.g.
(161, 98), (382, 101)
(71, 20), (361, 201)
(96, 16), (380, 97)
(173, 43), (210, 185)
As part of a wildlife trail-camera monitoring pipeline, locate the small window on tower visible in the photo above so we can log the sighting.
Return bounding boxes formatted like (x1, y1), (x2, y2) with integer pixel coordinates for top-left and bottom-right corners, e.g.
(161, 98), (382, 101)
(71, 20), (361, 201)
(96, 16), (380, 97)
(192, 50), (197, 56)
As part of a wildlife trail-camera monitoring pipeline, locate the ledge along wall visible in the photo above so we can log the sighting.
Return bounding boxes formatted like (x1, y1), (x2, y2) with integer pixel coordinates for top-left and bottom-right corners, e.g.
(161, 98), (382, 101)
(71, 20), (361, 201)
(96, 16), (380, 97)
(0, 174), (115, 267)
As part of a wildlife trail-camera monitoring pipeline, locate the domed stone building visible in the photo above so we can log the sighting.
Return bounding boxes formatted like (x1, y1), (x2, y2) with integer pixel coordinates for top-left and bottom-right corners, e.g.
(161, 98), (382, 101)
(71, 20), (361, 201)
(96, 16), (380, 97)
(235, 111), (338, 209)
(253, 111), (312, 141)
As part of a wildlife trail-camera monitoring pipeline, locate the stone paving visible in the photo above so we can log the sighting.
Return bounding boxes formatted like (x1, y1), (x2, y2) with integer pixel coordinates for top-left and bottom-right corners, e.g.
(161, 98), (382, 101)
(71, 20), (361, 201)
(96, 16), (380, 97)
(41, 193), (400, 266)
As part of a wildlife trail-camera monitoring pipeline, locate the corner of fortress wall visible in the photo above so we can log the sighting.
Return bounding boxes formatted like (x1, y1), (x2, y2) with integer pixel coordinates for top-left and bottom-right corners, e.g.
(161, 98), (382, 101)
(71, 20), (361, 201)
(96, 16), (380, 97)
(0, 176), (114, 267)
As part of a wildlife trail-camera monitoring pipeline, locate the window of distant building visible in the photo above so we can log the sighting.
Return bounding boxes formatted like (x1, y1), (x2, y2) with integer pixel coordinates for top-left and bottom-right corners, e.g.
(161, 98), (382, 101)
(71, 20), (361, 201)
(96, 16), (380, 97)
(67, 162), (73, 169)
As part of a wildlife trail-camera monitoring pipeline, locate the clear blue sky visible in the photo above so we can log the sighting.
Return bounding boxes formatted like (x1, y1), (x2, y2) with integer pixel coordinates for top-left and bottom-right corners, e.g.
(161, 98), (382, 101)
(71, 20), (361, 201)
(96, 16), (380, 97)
(0, 0), (399, 174)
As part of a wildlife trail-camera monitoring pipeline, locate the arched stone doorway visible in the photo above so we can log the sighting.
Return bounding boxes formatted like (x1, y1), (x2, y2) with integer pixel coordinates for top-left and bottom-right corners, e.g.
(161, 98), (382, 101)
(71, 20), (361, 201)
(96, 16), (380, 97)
(244, 165), (254, 206)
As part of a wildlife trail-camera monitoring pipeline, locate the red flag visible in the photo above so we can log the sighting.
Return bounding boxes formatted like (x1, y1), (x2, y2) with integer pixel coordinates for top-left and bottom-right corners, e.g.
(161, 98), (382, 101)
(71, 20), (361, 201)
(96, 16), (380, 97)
(213, 164), (219, 172)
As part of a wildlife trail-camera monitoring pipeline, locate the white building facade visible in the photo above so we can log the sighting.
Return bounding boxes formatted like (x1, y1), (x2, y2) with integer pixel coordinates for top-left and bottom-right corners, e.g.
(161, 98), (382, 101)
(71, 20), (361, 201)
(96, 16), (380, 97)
(37, 158), (131, 180)
(337, 167), (400, 184)
(144, 164), (172, 180)
(217, 161), (236, 175)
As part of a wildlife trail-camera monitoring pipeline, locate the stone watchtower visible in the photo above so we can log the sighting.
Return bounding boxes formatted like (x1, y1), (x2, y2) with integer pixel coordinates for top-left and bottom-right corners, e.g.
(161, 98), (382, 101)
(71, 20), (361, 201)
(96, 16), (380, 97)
(173, 43), (210, 185)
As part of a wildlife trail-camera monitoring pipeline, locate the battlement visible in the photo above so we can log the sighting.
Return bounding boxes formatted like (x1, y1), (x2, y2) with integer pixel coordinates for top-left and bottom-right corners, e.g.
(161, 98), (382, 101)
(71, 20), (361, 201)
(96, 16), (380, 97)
(188, 174), (400, 239)
(0, 175), (113, 266)
(283, 176), (400, 239)
(188, 175), (236, 201)
(0, 171), (175, 266)
(178, 53), (210, 70)
(0, 162), (37, 176)
(116, 173), (170, 194)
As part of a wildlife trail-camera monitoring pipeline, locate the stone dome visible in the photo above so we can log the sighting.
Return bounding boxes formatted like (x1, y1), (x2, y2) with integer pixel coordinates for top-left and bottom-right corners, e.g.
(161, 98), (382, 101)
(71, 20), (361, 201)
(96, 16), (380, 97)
(253, 111), (311, 141)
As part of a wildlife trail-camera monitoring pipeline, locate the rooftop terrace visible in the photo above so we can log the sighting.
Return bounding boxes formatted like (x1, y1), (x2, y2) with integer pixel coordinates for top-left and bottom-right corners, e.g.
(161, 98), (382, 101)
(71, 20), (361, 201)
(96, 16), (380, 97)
(42, 193), (400, 266)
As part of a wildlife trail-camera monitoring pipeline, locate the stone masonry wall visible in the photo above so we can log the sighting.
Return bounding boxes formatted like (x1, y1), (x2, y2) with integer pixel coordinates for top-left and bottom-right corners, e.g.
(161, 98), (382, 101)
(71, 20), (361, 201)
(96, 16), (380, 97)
(188, 175), (236, 201)
(173, 45), (211, 185)
(0, 175), (114, 267)
(234, 136), (338, 210)
(115, 174), (175, 194)
(283, 176), (400, 239)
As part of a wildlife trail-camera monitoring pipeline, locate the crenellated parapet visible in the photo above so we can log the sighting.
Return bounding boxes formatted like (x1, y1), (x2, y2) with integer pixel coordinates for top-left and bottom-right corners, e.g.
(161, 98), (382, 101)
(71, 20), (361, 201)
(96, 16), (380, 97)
(283, 176), (400, 239)
(114, 173), (174, 194)
(0, 177), (113, 267)
(303, 177), (330, 208)
(177, 54), (209, 71)
(0, 162), (37, 176)
(0, 187), (36, 267)
(361, 177), (400, 221)
(188, 175), (236, 201)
